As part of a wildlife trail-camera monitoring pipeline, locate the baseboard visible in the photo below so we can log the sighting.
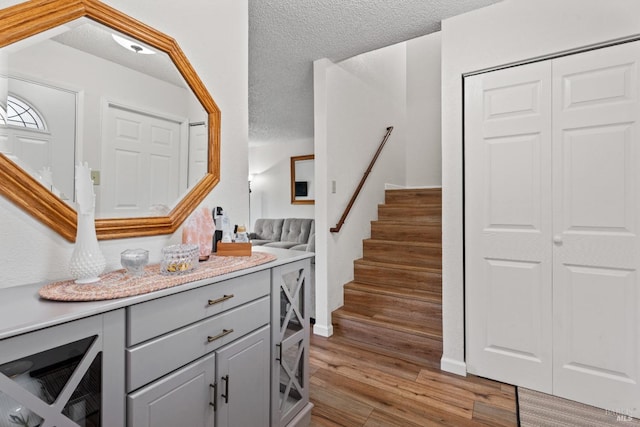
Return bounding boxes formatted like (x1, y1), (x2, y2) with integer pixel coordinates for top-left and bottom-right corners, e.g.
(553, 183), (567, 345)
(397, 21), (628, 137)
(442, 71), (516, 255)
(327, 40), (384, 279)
(312, 323), (333, 337)
(440, 357), (467, 376)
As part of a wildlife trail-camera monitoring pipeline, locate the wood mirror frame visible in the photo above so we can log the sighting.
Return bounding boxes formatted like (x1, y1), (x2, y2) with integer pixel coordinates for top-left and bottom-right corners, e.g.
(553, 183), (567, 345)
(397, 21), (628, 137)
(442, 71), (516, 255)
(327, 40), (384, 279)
(290, 154), (314, 205)
(0, 0), (220, 241)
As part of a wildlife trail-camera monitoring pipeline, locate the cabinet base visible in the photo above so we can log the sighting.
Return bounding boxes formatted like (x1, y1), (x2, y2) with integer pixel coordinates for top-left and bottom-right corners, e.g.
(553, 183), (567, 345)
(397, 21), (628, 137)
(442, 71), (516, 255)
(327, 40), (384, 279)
(286, 402), (314, 427)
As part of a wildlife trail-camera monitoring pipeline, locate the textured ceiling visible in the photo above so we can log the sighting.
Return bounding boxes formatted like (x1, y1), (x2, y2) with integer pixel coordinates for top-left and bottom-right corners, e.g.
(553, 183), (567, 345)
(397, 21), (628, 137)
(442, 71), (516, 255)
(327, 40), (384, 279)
(52, 18), (186, 88)
(248, 0), (502, 144)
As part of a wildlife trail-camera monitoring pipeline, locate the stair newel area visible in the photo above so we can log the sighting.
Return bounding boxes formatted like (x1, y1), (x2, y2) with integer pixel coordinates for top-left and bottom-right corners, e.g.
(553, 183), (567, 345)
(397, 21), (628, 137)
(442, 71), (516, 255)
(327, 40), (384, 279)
(331, 188), (443, 368)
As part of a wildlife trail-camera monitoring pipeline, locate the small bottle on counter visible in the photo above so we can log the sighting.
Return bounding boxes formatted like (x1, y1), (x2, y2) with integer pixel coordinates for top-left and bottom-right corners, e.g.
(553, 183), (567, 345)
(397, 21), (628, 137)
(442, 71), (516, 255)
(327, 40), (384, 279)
(235, 225), (249, 242)
(220, 210), (233, 242)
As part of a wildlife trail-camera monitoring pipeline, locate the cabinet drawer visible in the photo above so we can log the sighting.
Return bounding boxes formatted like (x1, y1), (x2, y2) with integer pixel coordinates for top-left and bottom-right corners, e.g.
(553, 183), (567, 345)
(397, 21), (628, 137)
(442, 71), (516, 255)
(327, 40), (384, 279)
(127, 296), (269, 392)
(127, 269), (269, 346)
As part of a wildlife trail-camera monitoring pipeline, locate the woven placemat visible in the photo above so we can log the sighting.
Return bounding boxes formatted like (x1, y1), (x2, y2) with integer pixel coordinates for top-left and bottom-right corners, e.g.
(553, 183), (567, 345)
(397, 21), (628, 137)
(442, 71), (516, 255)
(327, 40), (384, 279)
(39, 252), (277, 302)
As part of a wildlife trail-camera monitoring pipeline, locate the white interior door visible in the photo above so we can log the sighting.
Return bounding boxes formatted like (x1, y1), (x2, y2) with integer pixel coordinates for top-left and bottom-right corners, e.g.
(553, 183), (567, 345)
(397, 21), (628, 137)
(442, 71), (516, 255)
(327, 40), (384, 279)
(552, 41), (640, 417)
(102, 103), (182, 217)
(465, 60), (553, 392)
(188, 121), (207, 188)
(0, 79), (76, 200)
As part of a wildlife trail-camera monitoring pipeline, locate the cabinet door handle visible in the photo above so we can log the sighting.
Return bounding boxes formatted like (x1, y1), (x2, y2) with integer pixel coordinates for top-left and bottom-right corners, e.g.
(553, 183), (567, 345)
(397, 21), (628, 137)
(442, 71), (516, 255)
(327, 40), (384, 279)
(208, 294), (234, 306)
(276, 343), (283, 361)
(209, 383), (217, 411)
(207, 328), (234, 343)
(221, 374), (230, 403)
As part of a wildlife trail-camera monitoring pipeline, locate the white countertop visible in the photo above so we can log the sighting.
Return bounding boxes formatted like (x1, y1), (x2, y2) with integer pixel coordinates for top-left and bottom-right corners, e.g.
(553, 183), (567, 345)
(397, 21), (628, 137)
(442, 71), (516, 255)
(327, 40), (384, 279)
(0, 247), (313, 340)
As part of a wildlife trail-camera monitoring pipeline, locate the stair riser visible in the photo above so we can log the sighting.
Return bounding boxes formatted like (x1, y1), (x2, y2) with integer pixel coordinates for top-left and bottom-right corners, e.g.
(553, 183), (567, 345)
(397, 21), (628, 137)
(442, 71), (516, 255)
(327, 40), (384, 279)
(378, 206), (441, 223)
(354, 263), (442, 292)
(385, 189), (441, 205)
(333, 316), (443, 366)
(343, 289), (442, 326)
(370, 222), (441, 243)
(363, 242), (442, 269)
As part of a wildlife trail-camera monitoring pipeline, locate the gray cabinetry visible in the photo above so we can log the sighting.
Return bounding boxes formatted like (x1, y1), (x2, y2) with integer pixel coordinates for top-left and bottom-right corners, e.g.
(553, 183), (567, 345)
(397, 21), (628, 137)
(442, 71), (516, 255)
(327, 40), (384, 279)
(126, 270), (273, 427)
(128, 352), (216, 427)
(215, 325), (270, 427)
(0, 310), (125, 427)
(271, 259), (313, 427)
(0, 248), (313, 427)
(129, 325), (271, 427)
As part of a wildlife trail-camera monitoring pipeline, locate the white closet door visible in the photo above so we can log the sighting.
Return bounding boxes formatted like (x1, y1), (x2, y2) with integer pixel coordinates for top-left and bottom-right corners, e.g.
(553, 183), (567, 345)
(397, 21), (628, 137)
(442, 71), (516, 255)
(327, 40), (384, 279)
(465, 61), (553, 392)
(552, 41), (640, 417)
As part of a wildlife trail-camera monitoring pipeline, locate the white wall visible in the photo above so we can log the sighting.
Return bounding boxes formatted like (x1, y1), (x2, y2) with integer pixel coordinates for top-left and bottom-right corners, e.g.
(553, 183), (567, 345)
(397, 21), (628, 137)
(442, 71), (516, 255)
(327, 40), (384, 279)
(313, 43), (408, 335)
(407, 32), (442, 186)
(248, 138), (315, 229)
(312, 33), (442, 336)
(0, 0), (248, 288)
(441, 0), (640, 375)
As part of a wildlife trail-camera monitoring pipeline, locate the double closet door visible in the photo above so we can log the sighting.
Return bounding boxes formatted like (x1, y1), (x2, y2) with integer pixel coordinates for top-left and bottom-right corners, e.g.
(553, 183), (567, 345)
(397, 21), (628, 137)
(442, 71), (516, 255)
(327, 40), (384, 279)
(465, 40), (640, 416)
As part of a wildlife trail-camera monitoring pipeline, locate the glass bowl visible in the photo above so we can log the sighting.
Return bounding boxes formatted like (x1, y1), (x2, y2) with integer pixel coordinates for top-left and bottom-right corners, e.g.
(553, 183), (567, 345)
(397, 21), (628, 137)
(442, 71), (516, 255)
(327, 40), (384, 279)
(160, 244), (199, 275)
(120, 249), (149, 277)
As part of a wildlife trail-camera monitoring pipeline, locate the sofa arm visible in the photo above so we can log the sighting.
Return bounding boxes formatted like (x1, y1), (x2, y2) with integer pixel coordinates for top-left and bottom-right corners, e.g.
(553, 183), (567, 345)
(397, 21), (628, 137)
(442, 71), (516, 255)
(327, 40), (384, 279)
(306, 232), (315, 252)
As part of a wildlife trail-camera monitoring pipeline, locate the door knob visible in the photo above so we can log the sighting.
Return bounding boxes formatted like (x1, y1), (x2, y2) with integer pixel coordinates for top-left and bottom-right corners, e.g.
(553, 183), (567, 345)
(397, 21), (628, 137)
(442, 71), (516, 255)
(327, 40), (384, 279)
(553, 235), (563, 245)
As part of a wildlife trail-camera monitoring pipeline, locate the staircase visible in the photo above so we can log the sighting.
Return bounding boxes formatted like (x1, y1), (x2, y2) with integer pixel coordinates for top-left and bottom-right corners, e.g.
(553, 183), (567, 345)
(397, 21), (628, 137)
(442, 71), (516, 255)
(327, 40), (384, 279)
(331, 188), (442, 368)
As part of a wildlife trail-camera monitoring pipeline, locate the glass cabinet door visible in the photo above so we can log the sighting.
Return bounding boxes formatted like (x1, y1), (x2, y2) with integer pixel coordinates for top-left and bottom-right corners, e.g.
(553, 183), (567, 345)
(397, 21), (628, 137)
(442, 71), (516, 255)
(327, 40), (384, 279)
(272, 259), (310, 427)
(0, 336), (102, 427)
(0, 312), (124, 427)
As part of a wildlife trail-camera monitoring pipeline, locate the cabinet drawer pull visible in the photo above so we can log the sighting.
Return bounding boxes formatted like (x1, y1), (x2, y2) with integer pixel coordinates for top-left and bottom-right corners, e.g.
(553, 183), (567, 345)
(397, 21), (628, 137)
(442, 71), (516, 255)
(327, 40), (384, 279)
(207, 328), (234, 343)
(208, 294), (234, 306)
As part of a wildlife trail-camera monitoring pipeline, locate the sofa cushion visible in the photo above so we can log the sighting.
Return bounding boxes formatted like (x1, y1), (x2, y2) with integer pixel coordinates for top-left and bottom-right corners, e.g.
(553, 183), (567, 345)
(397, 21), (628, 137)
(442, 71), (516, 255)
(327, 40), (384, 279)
(264, 241), (303, 250)
(279, 218), (313, 244)
(250, 218), (284, 245)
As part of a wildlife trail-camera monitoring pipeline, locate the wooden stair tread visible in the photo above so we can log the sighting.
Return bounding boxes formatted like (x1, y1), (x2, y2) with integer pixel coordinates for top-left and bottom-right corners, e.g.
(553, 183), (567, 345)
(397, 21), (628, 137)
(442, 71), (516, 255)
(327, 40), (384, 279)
(354, 258), (441, 274)
(344, 281), (441, 304)
(385, 188), (442, 206)
(333, 188), (443, 364)
(333, 308), (442, 340)
(371, 220), (441, 227)
(364, 239), (441, 249)
(313, 334), (441, 371)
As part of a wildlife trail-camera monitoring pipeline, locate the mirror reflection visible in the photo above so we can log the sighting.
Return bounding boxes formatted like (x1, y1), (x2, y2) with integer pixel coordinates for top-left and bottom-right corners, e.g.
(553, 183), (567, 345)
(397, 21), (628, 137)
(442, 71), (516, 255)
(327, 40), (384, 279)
(0, 17), (208, 219)
(291, 155), (314, 205)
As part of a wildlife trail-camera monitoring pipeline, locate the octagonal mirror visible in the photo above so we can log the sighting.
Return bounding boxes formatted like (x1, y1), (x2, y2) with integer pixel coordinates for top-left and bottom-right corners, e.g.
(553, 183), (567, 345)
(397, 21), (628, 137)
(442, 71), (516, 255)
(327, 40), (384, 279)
(0, 0), (220, 241)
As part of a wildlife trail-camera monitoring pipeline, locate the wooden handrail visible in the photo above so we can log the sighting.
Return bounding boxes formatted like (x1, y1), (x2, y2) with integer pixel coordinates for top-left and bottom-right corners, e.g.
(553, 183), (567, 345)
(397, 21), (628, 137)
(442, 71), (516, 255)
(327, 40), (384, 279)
(330, 126), (394, 233)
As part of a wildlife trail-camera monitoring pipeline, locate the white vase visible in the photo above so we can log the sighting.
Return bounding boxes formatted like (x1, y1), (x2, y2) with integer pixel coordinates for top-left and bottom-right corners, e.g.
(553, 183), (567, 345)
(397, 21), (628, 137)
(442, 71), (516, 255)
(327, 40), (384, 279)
(69, 210), (106, 284)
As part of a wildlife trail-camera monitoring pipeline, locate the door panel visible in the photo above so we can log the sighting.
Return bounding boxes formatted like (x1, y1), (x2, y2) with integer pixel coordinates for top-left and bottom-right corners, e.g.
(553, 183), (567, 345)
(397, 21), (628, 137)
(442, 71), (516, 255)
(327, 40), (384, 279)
(465, 60), (553, 392)
(128, 352), (215, 427)
(484, 259), (544, 360)
(562, 124), (632, 231)
(102, 104), (182, 217)
(552, 41), (640, 417)
(216, 326), (270, 427)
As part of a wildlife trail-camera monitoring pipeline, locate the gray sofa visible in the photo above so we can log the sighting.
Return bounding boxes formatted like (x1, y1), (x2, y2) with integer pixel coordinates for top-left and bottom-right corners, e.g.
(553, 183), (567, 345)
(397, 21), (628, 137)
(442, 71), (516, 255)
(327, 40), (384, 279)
(250, 218), (314, 251)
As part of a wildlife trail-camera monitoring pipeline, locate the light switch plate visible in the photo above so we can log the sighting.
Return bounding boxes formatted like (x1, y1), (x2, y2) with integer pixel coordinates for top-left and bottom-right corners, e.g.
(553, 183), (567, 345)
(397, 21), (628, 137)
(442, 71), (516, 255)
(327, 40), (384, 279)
(91, 170), (100, 185)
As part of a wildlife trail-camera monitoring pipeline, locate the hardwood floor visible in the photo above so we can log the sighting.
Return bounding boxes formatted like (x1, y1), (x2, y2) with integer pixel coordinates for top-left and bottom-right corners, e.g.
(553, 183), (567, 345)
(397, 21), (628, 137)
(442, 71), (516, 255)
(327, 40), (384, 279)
(309, 334), (518, 427)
